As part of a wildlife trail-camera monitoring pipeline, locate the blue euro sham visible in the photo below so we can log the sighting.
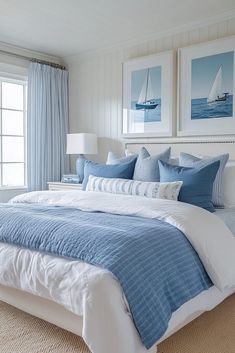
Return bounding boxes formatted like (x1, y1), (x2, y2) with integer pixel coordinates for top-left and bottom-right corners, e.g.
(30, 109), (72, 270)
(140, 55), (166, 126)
(0, 203), (212, 349)
(106, 151), (137, 165)
(159, 160), (220, 212)
(83, 158), (136, 189)
(133, 147), (171, 182)
(179, 152), (229, 208)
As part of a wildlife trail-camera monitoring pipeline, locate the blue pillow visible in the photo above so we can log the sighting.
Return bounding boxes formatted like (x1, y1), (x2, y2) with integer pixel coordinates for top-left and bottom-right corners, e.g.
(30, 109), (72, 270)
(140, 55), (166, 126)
(106, 151), (137, 165)
(158, 160), (220, 212)
(179, 152), (229, 208)
(133, 147), (171, 182)
(83, 159), (136, 190)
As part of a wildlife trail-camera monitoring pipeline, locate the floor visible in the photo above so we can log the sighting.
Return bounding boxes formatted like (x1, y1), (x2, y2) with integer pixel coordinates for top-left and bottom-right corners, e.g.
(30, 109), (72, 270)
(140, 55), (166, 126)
(0, 294), (234, 353)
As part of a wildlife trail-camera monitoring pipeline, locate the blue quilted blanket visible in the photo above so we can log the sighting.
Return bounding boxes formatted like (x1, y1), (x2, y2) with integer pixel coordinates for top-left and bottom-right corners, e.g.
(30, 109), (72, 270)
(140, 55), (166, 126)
(0, 203), (212, 349)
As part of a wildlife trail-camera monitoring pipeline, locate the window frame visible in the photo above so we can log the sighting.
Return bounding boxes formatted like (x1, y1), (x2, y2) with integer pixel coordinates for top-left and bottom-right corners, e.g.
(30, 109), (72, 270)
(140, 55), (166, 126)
(0, 75), (27, 190)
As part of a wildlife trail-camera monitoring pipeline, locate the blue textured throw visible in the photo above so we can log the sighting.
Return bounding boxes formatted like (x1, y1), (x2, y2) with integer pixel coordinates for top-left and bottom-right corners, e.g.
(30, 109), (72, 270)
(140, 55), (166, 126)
(0, 203), (212, 349)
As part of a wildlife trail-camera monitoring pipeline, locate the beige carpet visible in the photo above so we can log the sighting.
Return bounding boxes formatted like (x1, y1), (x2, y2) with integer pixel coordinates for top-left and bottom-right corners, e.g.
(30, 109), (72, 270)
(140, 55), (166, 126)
(0, 294), (234, 353)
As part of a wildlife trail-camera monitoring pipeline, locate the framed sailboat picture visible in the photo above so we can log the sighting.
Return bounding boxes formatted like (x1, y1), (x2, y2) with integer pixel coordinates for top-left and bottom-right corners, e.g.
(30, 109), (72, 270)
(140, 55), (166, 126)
(178, 36), (235, 136)
(122, 51), (174, 137)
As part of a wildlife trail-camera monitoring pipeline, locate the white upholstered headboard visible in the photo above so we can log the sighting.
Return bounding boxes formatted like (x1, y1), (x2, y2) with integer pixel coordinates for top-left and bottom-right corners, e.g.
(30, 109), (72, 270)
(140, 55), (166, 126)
(125, 137), (235, 160)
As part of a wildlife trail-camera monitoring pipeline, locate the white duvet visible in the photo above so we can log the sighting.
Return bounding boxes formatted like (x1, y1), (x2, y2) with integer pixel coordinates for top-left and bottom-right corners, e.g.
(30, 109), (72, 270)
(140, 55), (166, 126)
(0, 190), (234, 353)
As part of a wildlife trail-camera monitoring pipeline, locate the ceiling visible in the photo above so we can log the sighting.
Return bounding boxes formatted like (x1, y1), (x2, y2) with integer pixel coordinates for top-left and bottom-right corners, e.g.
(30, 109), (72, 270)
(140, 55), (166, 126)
(0, 0), (235, 58)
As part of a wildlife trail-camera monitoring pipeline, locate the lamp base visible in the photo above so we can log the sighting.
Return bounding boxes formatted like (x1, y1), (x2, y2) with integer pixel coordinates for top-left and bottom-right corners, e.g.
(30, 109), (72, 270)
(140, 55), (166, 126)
(76, 154), (86, 183)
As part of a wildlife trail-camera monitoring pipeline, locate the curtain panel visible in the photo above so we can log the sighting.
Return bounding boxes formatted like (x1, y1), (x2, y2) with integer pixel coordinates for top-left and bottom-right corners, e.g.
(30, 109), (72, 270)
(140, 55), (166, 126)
(27, 62), (69, 191)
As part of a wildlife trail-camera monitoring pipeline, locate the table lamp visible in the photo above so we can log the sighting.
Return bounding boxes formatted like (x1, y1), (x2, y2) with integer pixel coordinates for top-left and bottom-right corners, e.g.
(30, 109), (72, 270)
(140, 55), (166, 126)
(66, 133), (97, 182)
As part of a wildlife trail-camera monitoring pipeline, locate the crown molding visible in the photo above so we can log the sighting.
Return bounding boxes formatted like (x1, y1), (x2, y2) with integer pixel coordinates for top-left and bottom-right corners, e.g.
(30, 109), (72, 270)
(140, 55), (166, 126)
(64, 9), (235, 63)
(0, 41), (62, 64)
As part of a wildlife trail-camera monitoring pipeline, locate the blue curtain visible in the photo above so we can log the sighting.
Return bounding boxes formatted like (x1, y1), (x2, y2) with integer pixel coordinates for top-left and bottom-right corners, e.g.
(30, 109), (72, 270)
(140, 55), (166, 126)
(27, 62), (69, 191)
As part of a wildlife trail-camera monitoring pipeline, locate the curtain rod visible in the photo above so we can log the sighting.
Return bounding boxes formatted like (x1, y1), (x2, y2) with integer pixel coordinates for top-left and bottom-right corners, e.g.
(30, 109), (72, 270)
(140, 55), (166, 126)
(0, 49), (66, 70)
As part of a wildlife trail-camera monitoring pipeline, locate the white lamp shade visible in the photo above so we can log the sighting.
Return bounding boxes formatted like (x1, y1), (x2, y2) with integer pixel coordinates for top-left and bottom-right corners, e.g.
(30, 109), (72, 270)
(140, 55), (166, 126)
(66, 133), (97, 155)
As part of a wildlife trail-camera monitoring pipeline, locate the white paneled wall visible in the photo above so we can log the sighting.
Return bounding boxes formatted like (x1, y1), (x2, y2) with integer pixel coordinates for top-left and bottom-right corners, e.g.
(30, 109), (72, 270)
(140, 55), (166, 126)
(65, 17), (235, 164)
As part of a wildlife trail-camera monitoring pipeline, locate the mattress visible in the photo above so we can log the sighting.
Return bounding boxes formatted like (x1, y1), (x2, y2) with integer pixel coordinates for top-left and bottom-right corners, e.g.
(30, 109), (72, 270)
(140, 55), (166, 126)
(215, 208), (235, 235)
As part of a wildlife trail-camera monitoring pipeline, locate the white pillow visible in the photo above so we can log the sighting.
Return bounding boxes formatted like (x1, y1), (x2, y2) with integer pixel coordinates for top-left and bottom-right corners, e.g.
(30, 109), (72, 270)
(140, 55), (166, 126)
(86, 175), (182, 201)
(224, 160), (235, 208)
(125, 148), (135, 156)
(169, 157), (179, 165)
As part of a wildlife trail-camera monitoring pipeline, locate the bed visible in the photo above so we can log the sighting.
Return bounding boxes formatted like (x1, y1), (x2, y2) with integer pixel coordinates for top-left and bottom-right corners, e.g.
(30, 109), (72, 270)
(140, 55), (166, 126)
(0, 139), (235, 353)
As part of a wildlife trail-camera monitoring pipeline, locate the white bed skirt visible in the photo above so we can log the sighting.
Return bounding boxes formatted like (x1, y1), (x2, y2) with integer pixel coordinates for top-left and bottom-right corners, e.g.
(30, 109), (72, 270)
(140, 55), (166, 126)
(0, 284), (83, 336)
(0, 284), (233, 353)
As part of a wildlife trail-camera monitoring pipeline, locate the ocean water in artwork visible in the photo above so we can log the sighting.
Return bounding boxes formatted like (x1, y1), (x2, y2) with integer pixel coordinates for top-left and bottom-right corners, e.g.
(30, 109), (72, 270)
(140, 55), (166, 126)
(131, 99), (161, 122)
(191, 51), (234, 120)
(191, 95), (233, 120)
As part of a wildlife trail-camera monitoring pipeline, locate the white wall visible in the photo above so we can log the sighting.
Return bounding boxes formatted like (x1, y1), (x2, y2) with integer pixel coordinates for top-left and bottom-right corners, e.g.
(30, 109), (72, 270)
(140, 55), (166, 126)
(65, 16), (235, 165)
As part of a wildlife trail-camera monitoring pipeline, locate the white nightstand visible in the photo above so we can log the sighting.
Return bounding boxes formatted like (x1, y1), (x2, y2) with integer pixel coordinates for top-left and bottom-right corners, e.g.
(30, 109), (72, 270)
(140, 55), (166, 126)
(47, 182), (83, 191)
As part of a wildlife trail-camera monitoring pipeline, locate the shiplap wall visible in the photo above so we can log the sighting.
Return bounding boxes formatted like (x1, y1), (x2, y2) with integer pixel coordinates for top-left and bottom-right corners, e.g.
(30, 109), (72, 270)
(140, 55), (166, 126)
(65, 17), (235, 164)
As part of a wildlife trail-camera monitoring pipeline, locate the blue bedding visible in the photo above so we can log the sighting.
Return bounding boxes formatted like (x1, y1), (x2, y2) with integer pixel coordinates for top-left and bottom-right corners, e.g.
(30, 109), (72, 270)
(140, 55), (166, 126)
(0, 203), (212, 349)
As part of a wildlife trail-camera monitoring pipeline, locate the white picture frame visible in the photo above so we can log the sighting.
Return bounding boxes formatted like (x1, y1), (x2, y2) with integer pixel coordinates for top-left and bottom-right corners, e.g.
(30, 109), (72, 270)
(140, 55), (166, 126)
(122, 51), (174, 138)
(178, 36), (235, 136)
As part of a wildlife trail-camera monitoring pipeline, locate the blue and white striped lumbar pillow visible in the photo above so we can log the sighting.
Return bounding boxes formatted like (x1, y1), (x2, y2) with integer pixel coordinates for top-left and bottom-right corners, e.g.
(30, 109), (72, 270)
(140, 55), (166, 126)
(86, 175), (183, 200)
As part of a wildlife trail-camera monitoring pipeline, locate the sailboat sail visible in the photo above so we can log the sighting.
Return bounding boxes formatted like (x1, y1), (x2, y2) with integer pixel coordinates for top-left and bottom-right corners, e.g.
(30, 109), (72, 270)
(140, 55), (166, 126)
(136, 69), (158, 110)
(137, 71), (148, 104)
(207, 66), (228, 103)
(146, 73), (155, 101)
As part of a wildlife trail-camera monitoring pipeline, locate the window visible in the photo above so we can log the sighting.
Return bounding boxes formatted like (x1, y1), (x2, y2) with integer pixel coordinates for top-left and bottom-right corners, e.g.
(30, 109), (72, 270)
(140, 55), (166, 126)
(0, 77), (27, 188)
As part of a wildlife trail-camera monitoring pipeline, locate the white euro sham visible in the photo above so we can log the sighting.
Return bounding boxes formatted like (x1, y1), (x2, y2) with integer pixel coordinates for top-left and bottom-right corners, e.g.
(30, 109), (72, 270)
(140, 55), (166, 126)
(224, 160), (235, 207)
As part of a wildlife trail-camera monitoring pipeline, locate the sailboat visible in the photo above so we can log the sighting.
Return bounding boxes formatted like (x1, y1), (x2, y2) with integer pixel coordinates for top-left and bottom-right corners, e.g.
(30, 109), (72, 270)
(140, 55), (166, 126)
(136, 68), (158, 110)
(207, 66), (229, 104)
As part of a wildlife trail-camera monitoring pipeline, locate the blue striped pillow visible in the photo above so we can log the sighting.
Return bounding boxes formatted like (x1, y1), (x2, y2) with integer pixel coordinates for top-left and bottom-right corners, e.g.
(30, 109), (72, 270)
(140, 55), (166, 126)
(179, 153), (229, 208)
(83, 159), (136, 190)
(86, 175), (183, 200)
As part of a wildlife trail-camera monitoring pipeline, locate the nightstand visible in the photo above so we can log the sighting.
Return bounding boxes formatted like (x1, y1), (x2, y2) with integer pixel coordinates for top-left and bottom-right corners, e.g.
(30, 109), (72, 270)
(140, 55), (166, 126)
(47, 182), (83, 191)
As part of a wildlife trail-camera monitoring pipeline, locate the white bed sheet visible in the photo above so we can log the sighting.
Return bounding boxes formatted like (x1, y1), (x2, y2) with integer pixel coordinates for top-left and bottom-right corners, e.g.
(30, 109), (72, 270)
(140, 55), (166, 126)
(1, 190), (234, 353)
(0, 242), (147, 353)
(215, 208), (235, 235)
(0, 242), (233, 353)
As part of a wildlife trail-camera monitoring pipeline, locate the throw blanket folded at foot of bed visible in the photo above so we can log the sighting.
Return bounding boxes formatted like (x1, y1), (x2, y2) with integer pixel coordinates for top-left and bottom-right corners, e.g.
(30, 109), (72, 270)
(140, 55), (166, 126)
(2, 191), (235, 349)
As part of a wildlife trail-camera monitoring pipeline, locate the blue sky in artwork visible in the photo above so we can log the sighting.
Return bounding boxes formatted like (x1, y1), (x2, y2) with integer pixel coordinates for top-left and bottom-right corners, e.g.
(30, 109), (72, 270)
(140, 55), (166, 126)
(131, 66), (161, 102)
(191, 51), (234, 99)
